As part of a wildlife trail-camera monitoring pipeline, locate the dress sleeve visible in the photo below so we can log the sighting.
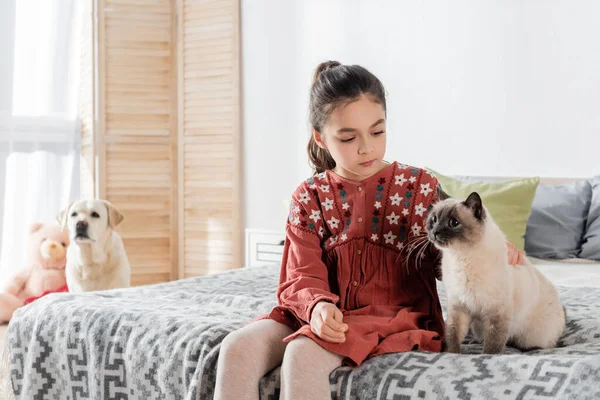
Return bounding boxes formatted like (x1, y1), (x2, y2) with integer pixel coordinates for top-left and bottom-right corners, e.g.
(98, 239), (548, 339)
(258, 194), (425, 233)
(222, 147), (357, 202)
(276, 184), (340, 324)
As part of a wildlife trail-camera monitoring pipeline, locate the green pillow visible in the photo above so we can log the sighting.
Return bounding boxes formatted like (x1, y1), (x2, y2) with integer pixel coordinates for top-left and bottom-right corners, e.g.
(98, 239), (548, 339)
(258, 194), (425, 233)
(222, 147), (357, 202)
(428, 169), (539, 251)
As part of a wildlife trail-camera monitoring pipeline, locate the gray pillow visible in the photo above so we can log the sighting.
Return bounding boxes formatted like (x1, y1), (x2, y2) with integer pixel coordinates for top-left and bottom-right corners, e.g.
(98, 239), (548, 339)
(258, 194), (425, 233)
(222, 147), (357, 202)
(580, 177), (600, 260)
(524, 181), (592, 259)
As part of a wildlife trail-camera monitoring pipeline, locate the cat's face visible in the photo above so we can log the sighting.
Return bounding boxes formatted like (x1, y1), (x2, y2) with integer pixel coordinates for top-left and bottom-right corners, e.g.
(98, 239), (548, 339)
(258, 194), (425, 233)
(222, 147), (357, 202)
(426, 189), (486, 249)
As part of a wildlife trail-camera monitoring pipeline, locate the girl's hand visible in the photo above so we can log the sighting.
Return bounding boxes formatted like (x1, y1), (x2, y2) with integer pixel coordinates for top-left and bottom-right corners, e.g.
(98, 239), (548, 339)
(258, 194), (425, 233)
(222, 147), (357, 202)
(310, 301), (349, 343)
(507, 241), (525, 266)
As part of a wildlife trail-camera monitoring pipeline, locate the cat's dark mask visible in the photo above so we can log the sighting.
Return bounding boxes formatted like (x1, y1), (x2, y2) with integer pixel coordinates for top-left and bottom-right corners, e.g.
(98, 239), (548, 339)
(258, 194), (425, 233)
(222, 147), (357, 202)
(426, 189), (486, 248)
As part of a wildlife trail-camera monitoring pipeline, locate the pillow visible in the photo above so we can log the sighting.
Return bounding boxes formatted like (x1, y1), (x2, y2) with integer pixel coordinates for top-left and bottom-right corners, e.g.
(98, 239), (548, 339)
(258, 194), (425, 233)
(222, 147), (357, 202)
(524, 181), (592, 259)
(580, 177), (600, 260)
(427, 169), (539, 251)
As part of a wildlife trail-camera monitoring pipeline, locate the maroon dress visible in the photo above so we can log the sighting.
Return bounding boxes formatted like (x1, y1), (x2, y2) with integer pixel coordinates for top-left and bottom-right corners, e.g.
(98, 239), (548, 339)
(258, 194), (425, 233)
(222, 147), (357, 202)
(256, 162), (445, 366)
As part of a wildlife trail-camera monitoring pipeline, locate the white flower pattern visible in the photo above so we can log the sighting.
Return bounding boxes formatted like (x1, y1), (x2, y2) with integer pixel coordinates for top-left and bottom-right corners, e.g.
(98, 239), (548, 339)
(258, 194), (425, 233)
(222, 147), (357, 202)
(322, 198), (334, 211)
(327, 216), (340, 229)
(384, 231), (397, 244)
(395, 174), (407, 186)
(414, 202), (426, 217)
(309, 209), (321, 222)
(420, 183), (433, 197)
(386, 212), (400, 225)
(298, 192), (311, 204)
(411, 222), (422, 236)
(390, 193), (403, 206)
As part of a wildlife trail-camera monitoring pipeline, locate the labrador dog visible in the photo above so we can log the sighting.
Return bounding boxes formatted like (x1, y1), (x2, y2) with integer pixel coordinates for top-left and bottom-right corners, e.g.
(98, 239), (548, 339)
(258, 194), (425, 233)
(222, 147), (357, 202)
(57, 200), (131, 292)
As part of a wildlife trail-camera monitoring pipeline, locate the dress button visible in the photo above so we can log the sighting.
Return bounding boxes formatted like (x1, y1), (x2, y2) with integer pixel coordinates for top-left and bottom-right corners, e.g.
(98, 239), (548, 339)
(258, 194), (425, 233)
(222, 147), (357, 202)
(358, 217), (363, 223)
(358, 187), (363, 192)
(352, 281), (358, 287)
(357, 249), (362, 255)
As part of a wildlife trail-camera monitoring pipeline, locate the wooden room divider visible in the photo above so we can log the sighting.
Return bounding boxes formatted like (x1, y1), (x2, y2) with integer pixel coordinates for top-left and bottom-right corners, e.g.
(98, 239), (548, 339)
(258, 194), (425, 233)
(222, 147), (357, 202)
(80, 0), (241, 285)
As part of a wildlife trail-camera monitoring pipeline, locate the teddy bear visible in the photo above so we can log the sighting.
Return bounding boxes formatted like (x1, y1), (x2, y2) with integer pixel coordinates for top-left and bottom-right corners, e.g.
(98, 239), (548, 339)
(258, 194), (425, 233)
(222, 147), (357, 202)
(0, 221), (70, 323)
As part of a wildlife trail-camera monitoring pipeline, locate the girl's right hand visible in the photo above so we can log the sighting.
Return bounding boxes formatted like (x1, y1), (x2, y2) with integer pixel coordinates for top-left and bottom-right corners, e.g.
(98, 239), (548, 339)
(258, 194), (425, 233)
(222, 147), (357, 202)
(310, 301), (349, 343)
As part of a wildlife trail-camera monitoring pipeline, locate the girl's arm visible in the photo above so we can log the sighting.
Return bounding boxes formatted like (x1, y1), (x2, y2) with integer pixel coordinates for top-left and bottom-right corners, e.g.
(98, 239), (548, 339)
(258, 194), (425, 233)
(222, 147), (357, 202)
(277, 224), (339, 324)
(276, 187), (339, 324)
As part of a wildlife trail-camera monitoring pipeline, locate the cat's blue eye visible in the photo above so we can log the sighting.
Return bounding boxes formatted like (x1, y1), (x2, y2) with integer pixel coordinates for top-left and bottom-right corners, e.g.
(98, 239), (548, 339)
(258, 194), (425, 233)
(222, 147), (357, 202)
(449, 217), (460, 228)
(431, 215), (437, 224)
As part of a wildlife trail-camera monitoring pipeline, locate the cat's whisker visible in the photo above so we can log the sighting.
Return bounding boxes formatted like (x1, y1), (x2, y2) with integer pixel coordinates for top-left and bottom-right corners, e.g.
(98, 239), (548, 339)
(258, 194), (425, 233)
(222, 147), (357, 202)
(403, 236), (429, 274)
(404, 234), (428, 246)
(405, 237), (428, 259)
(415, 241), (431, 271)
(402, 238), (426, 265)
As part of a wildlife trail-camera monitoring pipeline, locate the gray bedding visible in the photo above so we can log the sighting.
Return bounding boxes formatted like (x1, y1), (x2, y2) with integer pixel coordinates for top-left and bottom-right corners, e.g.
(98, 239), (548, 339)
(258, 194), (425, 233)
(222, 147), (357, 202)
(6, 265), (600, 399)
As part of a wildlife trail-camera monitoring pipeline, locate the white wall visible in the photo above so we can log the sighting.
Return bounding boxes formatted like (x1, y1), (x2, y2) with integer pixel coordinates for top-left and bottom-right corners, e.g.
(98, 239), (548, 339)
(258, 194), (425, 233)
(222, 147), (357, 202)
(242, 0), (600, 232)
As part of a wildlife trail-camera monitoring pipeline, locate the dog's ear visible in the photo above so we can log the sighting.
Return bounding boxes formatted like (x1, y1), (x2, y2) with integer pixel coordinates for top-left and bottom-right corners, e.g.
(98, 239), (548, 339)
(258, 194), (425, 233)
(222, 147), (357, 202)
(57, 202), (74, 231)
(103, 200), (124, 229)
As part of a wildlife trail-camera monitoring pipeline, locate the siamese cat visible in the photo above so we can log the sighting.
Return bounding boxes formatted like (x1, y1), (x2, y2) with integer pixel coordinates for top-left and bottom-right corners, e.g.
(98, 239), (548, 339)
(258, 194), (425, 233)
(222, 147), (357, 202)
(427, 189), (566, 354)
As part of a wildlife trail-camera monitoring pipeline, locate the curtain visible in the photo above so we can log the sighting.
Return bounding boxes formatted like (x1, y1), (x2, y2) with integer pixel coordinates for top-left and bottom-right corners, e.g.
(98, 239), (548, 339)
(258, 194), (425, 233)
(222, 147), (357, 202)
(0, 0), (83, 285)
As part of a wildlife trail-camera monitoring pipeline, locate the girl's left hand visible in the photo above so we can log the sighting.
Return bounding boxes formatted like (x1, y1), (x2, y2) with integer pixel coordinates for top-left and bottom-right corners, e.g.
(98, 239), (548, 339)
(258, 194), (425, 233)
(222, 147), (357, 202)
(310, 301), (348, 343)
(507, 242), (525, 266)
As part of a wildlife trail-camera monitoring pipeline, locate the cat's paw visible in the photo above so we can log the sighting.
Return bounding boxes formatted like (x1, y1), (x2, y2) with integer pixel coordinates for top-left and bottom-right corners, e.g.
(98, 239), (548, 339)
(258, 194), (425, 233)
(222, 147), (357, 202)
(482, 344), (505, 354)
(446, 343), (462, 354)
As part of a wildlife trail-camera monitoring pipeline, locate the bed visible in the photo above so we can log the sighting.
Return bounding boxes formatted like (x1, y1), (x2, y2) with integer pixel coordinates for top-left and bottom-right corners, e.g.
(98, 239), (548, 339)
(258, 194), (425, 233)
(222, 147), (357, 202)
(2, 257), (600, 400)
(3, 174), (600, 399)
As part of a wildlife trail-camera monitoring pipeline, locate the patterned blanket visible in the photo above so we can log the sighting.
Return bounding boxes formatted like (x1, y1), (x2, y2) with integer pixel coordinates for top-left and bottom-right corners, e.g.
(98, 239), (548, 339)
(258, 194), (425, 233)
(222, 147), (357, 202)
(5, 265), (600, 399)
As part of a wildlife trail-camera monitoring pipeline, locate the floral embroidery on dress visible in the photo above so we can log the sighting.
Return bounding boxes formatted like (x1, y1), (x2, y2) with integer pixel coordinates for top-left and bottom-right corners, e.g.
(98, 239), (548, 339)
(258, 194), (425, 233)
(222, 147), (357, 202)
(288, 162), (439, 251)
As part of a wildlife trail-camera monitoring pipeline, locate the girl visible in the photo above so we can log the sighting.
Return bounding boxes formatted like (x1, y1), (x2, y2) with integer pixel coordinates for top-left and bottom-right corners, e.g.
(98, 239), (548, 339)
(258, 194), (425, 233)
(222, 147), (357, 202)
(214, 61), (523, 399)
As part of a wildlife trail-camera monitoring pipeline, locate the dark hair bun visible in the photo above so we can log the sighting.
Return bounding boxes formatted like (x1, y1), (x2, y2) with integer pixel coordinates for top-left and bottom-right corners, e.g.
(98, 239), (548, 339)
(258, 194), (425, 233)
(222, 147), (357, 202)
(312, 60), (342, 84)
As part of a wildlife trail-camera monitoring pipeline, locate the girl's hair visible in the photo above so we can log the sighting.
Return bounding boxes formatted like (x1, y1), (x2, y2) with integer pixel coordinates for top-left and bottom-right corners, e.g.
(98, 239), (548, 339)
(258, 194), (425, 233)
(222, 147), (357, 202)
(307, 61), (387, 175)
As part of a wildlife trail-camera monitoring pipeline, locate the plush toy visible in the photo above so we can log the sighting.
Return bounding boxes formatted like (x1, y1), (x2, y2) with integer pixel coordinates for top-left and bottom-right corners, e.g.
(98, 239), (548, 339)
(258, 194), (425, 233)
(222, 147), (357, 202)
(0, 221), (69, 323)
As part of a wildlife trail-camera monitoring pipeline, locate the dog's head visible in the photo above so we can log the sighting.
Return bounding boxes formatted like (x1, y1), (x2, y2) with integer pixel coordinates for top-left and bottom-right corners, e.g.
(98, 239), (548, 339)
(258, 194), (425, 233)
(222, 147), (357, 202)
(57, 200), (124, 244)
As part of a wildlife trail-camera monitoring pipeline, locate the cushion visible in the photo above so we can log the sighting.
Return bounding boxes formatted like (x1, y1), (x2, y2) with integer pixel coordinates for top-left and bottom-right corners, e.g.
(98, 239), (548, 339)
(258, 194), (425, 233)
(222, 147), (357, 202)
(580, 177), (600, 260)
(428, 169), (539, 251)
(524, 181), (592, 259)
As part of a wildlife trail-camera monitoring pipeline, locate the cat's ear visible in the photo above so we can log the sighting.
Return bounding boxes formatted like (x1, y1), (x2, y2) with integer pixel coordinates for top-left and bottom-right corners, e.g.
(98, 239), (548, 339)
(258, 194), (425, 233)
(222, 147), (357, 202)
(464, 192), (485, 220)
(436, 185), (451, 202)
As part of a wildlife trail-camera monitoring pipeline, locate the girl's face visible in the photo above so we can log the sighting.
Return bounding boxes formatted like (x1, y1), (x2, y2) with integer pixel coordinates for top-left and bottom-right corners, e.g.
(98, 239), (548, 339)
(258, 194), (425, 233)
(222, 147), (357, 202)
(314, 94), (387, 181)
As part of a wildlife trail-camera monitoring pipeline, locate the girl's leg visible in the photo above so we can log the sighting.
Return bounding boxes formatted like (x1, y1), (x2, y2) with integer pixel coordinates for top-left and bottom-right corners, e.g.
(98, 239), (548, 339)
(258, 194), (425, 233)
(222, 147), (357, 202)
(280, 336), (344, 400)
(214, 319), (293, 400)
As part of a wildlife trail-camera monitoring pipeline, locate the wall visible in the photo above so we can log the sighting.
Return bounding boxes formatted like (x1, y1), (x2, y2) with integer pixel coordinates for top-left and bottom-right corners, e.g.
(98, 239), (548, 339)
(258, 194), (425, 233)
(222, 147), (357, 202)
(242, 0), (600, 232)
